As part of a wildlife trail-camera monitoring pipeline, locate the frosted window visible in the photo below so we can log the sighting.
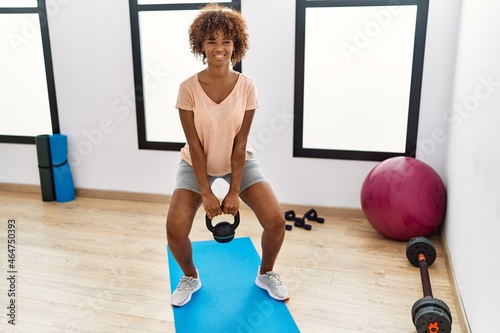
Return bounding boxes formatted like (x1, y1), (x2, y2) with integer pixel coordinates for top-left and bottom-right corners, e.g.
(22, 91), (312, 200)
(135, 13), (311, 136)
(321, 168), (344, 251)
(0, 0), (37, 7)
(294, 0), (429, 161)
(0, 13), (53, 137)
(302, 6), (417, 153)
(139, 10), (205, 143)
(131, 1), (241, 149)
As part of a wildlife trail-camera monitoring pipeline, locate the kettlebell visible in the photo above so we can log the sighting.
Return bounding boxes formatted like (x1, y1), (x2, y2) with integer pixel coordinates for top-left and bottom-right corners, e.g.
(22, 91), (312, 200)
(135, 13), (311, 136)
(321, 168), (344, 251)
(205, 209), (240, 243)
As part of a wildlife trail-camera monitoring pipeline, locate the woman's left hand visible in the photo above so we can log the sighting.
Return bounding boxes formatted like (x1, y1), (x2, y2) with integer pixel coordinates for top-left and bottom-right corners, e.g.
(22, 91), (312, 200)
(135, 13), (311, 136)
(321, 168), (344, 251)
(222, 191), (240, 216)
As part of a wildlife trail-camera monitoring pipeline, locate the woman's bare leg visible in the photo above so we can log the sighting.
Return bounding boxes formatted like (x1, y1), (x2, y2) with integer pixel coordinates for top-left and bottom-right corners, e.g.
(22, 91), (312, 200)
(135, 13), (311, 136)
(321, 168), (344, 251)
(166, 188), (203, 278)
(239, 181), (286, 274)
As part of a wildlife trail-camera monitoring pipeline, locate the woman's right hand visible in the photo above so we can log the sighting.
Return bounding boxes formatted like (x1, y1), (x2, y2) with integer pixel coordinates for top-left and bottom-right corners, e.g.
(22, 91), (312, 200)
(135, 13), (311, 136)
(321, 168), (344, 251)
(202, 192), (222, 220)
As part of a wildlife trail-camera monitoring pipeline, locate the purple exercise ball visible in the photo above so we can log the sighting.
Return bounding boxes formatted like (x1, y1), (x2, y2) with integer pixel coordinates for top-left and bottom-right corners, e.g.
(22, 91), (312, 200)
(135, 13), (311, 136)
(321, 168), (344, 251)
(360, 156), (447, 241)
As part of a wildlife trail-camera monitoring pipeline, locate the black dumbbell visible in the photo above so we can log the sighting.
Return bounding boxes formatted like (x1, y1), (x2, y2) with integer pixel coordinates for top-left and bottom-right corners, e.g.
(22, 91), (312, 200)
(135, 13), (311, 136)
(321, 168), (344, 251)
(283, 210), (312, 230)
(304, 208), (325, 223)
(293, 217), (312, 230)
(406, 237), (452, 333)
(284, 210), (294, 230)
(284, 210), (296, 221)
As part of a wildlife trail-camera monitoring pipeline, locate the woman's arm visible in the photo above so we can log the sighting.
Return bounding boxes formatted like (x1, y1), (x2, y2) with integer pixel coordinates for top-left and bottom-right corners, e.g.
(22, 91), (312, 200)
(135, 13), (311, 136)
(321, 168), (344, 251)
(222, 109), (256, 216)
(179, 109), (222, 219)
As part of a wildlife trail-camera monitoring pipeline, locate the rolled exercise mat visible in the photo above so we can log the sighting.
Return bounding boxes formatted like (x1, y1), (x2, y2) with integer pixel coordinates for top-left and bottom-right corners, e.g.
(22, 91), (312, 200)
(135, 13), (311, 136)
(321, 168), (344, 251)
(49, 134), (75, 202)
(35, 134), (55, 202)
(167, 237), (300, 333)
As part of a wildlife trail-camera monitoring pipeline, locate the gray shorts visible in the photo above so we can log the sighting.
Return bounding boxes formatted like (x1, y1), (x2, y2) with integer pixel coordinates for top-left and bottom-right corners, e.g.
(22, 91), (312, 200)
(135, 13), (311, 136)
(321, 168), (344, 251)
(175, 153), (267, 194)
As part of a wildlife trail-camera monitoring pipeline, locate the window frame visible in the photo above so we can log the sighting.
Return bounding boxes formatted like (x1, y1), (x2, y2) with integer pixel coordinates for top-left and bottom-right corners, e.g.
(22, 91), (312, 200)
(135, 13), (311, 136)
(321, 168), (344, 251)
(293, 0), (430, 161)
(129, 0), (242, 151)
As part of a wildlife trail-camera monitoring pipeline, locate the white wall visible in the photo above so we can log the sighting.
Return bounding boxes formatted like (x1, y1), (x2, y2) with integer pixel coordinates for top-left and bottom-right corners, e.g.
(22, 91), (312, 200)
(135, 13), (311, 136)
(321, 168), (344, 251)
(0, 0), (461, 209)
(444, 0), (500, 331)
(415, 0), (462, 172)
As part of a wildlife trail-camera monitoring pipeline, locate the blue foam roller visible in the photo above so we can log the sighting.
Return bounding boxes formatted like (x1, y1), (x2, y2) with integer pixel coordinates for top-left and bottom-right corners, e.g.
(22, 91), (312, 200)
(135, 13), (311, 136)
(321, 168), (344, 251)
(49, 134), (75, 202)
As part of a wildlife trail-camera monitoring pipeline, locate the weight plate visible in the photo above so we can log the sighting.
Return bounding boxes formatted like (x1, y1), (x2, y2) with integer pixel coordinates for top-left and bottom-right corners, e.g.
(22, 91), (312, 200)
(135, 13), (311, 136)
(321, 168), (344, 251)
(412, 298), (452, 324)
(406, 237), (437, 267)
(414, 304), (452, 333)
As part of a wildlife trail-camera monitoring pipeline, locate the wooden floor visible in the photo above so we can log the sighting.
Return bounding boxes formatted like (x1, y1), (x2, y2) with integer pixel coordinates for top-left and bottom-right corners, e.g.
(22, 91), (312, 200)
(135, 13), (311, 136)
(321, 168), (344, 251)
(0, 190), (466, 333)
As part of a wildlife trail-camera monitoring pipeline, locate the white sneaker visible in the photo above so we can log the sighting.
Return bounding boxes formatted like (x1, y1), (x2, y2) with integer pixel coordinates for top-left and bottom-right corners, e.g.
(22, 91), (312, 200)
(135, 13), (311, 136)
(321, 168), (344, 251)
(255, 268), (289, 301)
(171, 271), (202, 307)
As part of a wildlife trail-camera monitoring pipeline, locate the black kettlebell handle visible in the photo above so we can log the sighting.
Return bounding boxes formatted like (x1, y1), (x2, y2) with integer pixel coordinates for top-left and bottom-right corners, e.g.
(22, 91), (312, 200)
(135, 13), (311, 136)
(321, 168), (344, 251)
(205, 207), (240, 232)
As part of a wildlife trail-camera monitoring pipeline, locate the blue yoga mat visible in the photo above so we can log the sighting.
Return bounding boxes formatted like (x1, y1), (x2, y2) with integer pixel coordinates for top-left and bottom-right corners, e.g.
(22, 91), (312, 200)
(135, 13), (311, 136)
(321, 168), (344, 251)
(167, 237), (300, 333)
(49, 134), (75, 202)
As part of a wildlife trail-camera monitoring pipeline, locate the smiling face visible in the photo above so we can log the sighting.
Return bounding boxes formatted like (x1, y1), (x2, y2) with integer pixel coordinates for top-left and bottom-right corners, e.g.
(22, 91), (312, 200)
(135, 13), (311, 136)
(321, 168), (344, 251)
(202, 31), (234, 67)
(189, 5), (249, 67)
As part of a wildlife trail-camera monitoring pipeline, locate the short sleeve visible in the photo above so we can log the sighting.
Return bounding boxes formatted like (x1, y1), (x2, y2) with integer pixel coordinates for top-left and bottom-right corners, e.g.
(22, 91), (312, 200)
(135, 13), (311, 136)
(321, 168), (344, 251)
(175, 81), (194, 111)
(245, 79), (259, 110)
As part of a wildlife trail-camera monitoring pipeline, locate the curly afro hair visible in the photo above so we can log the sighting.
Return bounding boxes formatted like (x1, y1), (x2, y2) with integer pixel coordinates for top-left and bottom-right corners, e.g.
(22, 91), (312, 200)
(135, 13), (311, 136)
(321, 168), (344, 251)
(189, 4), (249, 66)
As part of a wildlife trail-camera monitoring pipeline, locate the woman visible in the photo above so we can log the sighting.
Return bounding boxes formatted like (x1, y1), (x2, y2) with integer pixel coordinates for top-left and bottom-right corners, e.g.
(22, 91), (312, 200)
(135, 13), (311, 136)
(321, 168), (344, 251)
(166, 4), (288, 307)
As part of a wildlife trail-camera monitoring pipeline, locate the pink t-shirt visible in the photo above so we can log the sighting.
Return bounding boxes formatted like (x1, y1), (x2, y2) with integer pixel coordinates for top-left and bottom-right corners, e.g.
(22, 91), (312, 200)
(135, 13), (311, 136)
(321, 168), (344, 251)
(175, 73), (259, 176)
